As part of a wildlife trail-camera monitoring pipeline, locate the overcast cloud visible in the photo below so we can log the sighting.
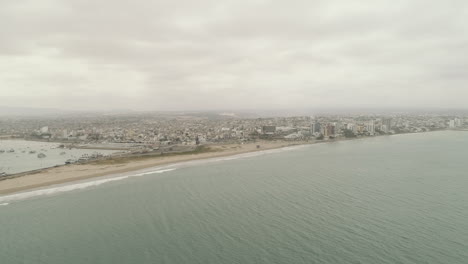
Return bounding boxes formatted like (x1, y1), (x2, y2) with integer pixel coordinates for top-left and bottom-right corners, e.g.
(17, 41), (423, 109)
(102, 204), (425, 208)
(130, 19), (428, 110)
(1, 0), (467, 111)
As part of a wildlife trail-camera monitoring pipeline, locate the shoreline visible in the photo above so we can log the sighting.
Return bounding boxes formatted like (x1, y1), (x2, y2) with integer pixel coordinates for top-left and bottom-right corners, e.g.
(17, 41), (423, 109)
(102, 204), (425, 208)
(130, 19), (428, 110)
(0, 130), (457, 196)
(0, 140), (317, 196)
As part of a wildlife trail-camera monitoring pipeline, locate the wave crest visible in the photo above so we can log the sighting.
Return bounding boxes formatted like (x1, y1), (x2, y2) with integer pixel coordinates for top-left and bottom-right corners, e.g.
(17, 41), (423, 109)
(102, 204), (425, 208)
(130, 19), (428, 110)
(0, 168), (177, 204)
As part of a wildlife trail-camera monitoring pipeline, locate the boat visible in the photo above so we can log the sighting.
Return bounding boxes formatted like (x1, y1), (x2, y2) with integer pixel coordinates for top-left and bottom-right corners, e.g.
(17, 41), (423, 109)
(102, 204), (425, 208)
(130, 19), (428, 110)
(77, 157), (89, 162)
(65, 159), (76, 164)
(29, 150), (36, 154)
(7, 149), (14, 153)
(0, 172), (6, 177)
(37, 153), (47, 158)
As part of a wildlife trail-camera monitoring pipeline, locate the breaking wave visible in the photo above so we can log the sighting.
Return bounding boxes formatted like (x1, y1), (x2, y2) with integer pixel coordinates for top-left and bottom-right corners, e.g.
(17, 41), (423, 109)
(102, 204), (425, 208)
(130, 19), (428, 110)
(0, 168), (177, 204)
(0, 143), (309, 204)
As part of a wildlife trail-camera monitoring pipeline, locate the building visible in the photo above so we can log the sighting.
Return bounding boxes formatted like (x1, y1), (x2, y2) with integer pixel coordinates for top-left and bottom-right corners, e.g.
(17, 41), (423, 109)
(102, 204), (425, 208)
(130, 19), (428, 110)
(322, 123), (335, 138)
(262, 126), (276, 135)
(449, 120), (455, 128)
(366, 120), (375, 135)
(311, 122), (321, 133)
(40, 126), (49, 134)
(382, 118), (392, 133)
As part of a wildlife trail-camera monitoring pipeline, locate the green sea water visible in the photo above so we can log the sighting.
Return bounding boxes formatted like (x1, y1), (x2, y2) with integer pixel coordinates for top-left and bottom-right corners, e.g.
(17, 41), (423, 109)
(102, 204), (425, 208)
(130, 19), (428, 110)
(1, 131), (467, 264)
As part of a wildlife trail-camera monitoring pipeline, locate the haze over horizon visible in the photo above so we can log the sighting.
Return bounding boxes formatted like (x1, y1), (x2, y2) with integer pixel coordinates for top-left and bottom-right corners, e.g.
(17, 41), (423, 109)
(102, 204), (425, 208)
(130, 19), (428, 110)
(2, 105), (468, 117)
(1, 0), (468, 111)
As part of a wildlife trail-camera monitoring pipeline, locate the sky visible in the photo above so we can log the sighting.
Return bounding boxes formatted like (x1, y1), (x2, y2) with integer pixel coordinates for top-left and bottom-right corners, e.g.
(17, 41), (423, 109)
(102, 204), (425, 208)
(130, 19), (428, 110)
(1, 0), (467, 111)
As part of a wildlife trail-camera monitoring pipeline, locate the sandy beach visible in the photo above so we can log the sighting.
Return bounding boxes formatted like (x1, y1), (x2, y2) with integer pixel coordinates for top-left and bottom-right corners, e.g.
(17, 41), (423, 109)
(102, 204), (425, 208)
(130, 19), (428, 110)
(0, 140), (312, 195)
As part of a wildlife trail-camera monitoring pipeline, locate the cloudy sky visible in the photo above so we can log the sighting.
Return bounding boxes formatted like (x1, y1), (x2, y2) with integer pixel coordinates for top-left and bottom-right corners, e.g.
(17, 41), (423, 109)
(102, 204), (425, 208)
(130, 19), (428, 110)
(1, 0), (467, 111)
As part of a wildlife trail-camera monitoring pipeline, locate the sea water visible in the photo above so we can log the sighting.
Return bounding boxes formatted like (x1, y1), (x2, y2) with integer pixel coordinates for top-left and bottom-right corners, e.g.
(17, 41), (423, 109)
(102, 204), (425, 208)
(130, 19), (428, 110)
(0, 131), (467, 263)
(0, 140), (118, 174)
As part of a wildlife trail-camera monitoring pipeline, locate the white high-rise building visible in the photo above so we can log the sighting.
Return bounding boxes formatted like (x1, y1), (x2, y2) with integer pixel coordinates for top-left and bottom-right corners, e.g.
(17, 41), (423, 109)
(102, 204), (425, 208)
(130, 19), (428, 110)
(449, 120), (455, 128)
(366, 120), (375, 135)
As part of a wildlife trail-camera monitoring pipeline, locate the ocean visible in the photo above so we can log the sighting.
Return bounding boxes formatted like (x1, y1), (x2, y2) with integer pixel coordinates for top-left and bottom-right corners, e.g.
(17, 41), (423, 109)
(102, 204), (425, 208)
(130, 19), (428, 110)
(1, 131), (467, 264)
(0, 140), (118, 174)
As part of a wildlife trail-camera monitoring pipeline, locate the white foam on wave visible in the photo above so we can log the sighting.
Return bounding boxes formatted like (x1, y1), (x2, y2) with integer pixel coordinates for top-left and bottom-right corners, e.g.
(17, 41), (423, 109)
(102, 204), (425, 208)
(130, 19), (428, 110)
(0, 203), (9, 206)
(0, 143), (310, 204)
(132, 168), (177, 177)
(0, 168), (177, 204)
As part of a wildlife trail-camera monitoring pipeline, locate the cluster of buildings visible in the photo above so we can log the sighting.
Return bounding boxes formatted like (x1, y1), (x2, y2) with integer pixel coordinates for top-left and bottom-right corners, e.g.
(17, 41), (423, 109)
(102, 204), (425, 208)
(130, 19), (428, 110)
(1, 113), (467, 147)
(449, 118), (463, 128)
(260, 114), (467, 140)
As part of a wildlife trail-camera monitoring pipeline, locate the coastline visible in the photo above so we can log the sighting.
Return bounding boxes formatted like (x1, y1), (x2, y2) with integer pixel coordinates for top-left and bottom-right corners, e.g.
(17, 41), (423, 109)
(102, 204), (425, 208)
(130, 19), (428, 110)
(0, 130), (455, 196)
(0, 140), (316, 196)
